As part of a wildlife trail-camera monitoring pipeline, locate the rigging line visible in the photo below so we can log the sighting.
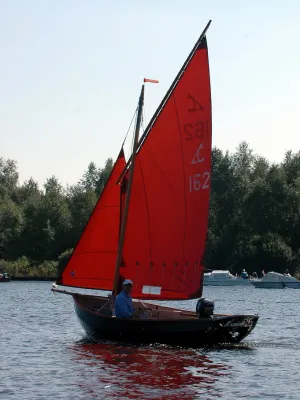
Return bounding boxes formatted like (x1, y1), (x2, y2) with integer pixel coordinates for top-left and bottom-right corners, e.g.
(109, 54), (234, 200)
(142, 106), (147, 131)
(129, 112), (138, 160)
(122, 106), (139, 148)
(141, 108), (146, 135)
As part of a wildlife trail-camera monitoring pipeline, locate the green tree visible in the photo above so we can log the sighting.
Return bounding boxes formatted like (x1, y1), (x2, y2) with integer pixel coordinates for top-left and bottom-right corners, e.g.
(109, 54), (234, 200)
(95, 158), (113, 195)
(0, 198), (23, 259)
(80, 162), (100, 191)
(2, 147), (300, 279)
(67, 185), (97, 245)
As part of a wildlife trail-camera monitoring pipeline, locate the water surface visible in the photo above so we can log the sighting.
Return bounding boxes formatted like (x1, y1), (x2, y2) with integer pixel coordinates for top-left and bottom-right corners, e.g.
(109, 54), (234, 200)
(1, 282), (299, 399)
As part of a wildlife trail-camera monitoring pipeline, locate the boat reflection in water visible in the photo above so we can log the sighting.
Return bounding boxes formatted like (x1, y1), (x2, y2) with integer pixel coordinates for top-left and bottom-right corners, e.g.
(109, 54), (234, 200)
(70, 341), (231, 399)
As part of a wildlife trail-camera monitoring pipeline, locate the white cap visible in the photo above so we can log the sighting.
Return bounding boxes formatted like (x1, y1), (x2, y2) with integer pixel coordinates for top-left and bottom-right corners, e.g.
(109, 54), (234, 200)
(123, 279), (133, 285)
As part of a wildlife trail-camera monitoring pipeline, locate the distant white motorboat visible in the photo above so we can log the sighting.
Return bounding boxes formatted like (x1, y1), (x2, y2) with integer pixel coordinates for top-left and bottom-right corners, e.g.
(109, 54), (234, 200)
(250, 271), (300, 289)
(203, 270), (252, 286)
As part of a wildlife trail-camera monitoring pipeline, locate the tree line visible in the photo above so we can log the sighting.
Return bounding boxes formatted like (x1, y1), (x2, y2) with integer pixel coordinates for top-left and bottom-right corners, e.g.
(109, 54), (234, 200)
(1, 141), (300, 278)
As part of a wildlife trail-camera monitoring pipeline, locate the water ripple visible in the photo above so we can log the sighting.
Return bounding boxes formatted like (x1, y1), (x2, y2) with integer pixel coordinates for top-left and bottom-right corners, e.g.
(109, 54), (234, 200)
(1, 282), (300, 399)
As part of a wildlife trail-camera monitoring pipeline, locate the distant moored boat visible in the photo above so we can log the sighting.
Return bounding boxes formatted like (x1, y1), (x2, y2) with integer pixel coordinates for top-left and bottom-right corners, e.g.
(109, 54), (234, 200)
(204, 270), (252, 286)
(250, 272), (300, 289)
(0, 273), (11, 283)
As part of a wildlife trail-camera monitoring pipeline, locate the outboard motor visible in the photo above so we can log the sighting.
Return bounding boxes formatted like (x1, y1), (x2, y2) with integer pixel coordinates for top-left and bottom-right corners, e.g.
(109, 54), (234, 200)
(196, 298), (214, 318)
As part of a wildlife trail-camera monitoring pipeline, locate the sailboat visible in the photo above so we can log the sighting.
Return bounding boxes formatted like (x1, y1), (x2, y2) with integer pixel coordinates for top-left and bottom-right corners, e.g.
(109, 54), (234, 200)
(52, 21), (258, 346)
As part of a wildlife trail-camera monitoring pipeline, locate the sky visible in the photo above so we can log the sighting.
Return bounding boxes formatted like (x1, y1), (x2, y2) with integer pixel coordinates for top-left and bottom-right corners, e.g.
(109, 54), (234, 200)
(1, 0), (300, 186)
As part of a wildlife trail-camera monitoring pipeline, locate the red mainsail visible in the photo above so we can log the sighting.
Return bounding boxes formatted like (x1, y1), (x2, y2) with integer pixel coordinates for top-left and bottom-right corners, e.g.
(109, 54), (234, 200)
(59, 149), (126, 289)
(120, 37), (212, 300)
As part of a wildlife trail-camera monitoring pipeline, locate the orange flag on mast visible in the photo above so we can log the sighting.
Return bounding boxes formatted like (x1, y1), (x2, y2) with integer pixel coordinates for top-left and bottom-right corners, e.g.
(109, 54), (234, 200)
(144, 78), (159, 83)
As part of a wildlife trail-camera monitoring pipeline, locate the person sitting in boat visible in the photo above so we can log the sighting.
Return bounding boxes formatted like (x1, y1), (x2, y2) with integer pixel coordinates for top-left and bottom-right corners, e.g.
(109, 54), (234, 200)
(241, 269), (248, 279)
(284, 269), (291, 277)
(115, 279), (137, 319)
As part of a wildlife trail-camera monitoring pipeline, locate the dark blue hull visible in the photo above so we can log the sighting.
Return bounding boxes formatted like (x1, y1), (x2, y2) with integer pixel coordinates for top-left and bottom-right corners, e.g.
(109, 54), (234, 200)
(73, 294), (258, 347)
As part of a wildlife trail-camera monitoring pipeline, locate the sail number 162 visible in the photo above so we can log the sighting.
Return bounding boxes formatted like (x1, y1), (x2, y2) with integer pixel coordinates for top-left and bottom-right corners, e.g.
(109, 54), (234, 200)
(189, 172), (210, 192)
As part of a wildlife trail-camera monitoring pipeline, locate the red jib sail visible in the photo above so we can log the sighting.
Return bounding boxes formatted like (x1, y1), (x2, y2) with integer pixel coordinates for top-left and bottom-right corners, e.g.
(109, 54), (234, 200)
(120, 37), (212, 300)
(58, 149), (126, 290)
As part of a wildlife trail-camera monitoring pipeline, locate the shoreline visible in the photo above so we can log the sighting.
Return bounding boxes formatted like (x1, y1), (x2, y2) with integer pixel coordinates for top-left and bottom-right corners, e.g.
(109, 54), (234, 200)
(9, 277), (56, 282)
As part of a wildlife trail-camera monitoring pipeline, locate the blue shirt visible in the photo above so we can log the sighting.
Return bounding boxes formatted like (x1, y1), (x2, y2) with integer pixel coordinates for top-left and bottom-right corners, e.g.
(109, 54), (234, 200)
(115, 290), (135, 318)
(241, 271), (248, 279)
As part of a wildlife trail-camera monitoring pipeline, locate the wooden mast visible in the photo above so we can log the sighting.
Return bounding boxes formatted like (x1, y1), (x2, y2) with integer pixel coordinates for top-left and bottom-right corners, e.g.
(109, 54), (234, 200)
(112, 84), (145, 295)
